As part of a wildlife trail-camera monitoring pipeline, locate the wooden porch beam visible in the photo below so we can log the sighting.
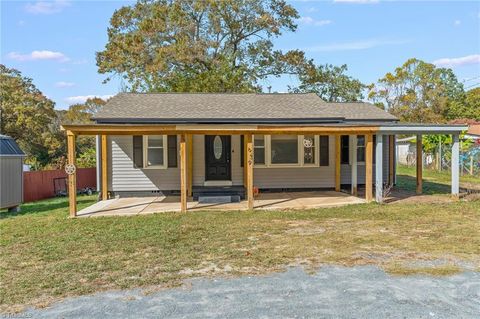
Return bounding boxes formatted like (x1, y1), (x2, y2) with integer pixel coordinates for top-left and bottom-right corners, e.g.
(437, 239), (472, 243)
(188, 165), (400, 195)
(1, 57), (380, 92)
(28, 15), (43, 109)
(101, 135), (108, 201)
(180, 134), (187, 212)
(67, 131), (77, 217)
(365, 134), (373, 202)
(246, 134), (254, 210)
(335, 135), (341, 192)
(61, 124), (380, 136)
(186, 134), (193, 197)
(416, 134), (423, 194)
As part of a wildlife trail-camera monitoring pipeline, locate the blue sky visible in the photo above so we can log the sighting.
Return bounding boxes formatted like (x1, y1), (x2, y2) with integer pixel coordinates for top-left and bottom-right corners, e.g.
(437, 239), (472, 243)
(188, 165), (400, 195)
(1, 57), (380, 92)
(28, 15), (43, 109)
(1, 0), (479, 110)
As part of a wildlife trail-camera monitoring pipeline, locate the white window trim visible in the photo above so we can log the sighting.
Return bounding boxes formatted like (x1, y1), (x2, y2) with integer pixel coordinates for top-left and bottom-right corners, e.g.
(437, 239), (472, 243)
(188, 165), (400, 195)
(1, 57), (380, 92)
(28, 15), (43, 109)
(356, 135), (366, 165)
(253, 135), (320, 168)
(143, 135), (168, 169)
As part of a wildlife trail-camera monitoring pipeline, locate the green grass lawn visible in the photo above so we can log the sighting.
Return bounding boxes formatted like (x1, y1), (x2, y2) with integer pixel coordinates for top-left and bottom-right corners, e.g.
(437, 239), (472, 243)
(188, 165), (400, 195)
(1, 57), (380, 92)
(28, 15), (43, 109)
(396, 164), (480, 195)
(1, 194), (479, 312)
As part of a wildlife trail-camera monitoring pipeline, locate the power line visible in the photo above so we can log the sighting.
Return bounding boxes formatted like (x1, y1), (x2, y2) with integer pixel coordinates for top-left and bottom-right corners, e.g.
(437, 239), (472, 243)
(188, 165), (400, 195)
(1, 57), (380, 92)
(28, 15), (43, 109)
(462, 76), (480, 83)
(465, 82), (480, 89)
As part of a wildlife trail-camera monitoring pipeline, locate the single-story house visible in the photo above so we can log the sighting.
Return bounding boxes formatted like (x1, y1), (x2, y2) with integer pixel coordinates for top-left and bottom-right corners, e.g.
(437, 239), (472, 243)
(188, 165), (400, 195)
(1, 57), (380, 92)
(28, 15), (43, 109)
(61, 93), (467, 216)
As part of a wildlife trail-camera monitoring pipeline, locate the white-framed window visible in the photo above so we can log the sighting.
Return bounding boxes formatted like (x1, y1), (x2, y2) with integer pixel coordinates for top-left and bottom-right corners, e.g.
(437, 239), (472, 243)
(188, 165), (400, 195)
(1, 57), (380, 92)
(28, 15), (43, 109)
(253, 135), (320, 168)
(254, 135), (266, 165)
(357, 135), (366, 163)
(144, 135), (168, 169)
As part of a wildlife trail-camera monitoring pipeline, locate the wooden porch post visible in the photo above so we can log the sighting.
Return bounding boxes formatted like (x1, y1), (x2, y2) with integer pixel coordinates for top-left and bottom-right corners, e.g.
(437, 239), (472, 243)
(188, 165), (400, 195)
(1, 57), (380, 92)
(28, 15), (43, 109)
(101, 134), (108, 200)
(416, 134), (423, 194)
(388, 135), (395, 186)
(335, 135), (341, 192)
(365, 134), (373, 202)
(187, 134), (193, 197)
(180, 134), (187, 212)
(246, 133), (254, 210)
(67, 131), (77, 217)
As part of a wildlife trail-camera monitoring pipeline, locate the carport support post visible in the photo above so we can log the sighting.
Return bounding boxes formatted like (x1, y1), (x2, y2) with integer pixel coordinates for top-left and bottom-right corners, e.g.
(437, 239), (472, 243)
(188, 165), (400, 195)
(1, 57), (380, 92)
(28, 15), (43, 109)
(335, 135), (341, 192)
(451, 134), (460, 197)
(246, 133), (254, 210)
(389, 135), (395, 186)
(375, 134), (383, 203)
(416, 134), (423, 195)
(350, 135), (357, 196)
(67, 131), (77, 217)
(101, 135), (108, 201)
(180, 134), (187, 212)
(365, 134), (373, 202)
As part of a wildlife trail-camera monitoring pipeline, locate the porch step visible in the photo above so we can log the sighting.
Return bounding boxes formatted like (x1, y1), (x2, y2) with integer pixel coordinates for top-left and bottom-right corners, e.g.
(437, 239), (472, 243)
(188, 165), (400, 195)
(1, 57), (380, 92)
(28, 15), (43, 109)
(193, 186), (245, 201)
(198, 195), (241, 204)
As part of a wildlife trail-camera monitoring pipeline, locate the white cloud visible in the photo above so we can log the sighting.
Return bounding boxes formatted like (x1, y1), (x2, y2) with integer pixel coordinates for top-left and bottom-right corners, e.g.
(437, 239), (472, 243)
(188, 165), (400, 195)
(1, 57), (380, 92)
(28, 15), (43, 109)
(7, 50), (69, 62)
(305, 38), (410, 52)
(65, 95), (114, 104)
(333, 0), (379, 3)
(298, 16), (332, 27)
(433, 54), (480, 67)
(55, 81), (75, 88)
(25, 0), (71, 15)
(454, 20), (461, 26)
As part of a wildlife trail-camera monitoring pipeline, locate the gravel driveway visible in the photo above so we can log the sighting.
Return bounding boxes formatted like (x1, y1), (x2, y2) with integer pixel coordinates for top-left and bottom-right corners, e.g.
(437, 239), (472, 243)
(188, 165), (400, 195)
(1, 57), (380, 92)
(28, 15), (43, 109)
(25, 266), (480, 318)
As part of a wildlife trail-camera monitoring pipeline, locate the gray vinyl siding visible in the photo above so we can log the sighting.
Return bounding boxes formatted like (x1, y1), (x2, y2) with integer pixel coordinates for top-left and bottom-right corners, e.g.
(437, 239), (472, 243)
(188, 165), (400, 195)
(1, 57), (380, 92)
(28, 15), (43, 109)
(0, 156), (24, 209)
(108, 135), (180, 191)
(340, 135), (390, 184)
(108, 134), (393, 192)
(253, 136), (335, 188)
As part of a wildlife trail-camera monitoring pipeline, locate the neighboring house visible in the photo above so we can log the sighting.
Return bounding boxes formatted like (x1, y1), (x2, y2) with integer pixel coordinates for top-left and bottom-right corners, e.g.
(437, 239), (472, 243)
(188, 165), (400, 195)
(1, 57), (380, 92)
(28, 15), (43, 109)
(62, 93), (467, 216)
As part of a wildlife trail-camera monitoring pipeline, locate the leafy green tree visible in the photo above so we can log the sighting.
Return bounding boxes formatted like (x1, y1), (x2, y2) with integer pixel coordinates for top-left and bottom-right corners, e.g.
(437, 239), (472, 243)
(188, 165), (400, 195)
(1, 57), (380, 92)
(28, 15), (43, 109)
(445, 87), (480, 121)
(290, 64), (365, 102)
(96, 0), (307, 93)
(51, 98), (107, 168)
(368, 58), (465, 123)
(0, 64), (58, 168)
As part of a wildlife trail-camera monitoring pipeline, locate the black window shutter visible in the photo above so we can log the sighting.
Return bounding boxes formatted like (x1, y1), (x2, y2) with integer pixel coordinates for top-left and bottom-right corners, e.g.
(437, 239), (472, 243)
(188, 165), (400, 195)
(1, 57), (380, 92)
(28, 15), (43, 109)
(341, 135), (349, 164)
(168, 135), (178, 167)
(240, 135), (244, 167)
(133, 136), (143, 168)
(373, 135), (377, 164)
(320, 136), (329, 166)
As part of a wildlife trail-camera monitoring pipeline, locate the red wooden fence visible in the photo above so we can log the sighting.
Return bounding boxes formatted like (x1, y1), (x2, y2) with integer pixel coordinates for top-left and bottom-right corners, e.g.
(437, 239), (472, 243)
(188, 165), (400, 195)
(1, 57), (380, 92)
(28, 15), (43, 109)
(23, 168), (97, 202)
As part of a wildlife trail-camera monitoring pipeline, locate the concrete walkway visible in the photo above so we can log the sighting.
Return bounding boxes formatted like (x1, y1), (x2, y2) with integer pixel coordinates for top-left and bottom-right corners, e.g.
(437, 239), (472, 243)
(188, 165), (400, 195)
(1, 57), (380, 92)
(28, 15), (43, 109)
(24, 266), (480, 318)
(77, 191), (365, 217)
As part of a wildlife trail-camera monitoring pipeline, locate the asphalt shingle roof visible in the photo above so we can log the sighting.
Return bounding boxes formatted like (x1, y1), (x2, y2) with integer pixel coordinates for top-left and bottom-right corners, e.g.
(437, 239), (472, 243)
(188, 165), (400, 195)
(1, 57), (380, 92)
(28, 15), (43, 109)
(93, 93), (398, 123)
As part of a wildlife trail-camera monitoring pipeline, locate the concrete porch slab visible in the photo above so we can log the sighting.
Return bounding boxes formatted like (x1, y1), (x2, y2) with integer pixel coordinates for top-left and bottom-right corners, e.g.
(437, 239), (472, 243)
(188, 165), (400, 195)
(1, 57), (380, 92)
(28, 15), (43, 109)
(76, 191), (366, 217)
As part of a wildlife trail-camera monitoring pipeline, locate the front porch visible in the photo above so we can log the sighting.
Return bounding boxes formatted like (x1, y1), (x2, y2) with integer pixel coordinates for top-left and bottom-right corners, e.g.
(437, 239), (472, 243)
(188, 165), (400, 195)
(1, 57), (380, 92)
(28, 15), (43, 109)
(61, 123), (466, 217)
(76, 190), (365, 217)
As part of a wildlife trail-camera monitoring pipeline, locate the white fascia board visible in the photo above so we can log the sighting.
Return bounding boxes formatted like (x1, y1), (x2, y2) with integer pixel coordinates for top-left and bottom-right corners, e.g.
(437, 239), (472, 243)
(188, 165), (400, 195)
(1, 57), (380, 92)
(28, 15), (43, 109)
(378, 125), (468, 134)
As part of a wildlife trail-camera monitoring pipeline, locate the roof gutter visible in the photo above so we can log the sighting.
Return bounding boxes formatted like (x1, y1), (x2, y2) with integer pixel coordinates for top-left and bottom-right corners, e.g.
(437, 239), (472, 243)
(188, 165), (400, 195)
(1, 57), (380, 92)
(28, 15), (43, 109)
(93, 117), (347, 124)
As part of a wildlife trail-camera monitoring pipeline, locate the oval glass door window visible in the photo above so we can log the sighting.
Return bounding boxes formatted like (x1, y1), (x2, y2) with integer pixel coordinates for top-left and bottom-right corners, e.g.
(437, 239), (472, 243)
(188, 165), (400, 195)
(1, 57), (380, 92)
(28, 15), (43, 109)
(213, 136), (223, 159)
